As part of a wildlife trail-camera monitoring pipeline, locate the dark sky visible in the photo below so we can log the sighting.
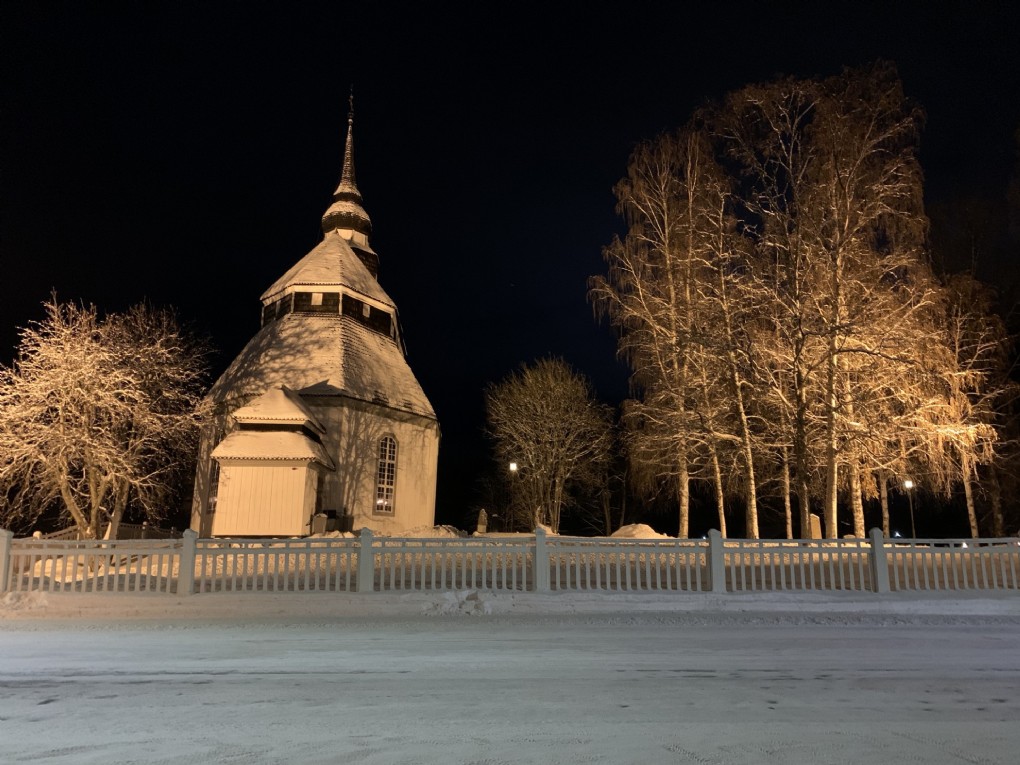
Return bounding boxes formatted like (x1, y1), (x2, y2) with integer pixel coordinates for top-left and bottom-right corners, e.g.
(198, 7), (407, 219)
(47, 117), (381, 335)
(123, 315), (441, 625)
(3, 2), (1019, 526)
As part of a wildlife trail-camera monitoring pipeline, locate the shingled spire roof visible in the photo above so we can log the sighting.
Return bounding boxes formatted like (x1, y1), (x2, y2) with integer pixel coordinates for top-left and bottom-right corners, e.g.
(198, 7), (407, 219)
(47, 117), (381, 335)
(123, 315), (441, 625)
(321, 91), (372, 239)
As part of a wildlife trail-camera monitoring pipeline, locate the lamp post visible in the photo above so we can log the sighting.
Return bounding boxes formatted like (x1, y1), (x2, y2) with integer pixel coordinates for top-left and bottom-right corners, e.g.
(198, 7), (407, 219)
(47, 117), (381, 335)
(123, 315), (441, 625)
(903, 479), (916, 539)
(508, 462), (518, 531)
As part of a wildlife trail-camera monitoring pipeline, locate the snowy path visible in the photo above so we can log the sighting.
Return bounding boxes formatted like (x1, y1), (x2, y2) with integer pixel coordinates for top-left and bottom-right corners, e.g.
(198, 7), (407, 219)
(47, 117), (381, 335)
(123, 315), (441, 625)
(1, 594), (1019, 764)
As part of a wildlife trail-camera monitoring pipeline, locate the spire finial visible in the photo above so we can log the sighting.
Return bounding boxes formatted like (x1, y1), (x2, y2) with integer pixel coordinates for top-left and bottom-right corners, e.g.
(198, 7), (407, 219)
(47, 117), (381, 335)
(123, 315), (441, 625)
(322, 87), (372, 240)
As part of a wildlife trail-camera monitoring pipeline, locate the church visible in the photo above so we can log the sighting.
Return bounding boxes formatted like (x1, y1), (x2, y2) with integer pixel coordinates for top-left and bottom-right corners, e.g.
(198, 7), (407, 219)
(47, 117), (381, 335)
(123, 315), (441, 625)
(190, 105), (439, 537)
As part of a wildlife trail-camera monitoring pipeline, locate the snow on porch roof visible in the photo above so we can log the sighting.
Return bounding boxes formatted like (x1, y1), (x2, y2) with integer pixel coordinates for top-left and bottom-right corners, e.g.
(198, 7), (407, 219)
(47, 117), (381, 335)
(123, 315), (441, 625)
(260, 230), (393, 308)
(229, 386), (326, 435)
(211, 430), (335, 470)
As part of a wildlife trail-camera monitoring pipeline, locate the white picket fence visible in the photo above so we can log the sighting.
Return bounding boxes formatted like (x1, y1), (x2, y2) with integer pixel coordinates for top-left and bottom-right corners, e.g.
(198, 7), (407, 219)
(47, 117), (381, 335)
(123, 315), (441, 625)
(193, 538), (359, 594)
(721, 537), (875, 592)
(2, 528), (1018, 597)
(546, 536), (708, 592)
(1, 535), (184, 594)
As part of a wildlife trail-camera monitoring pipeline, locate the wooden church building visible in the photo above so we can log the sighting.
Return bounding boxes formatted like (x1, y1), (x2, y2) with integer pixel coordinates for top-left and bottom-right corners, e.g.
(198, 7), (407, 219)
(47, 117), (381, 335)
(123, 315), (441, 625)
(190, 105), (439, 537)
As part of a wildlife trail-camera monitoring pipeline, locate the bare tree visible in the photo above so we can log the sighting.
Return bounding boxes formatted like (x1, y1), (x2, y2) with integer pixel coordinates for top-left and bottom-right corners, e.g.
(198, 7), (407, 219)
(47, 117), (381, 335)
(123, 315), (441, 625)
(710, 64), (935, 538)
(933, 275), (1009, 536)
(592, 130), (752, 536)
(485, 358), (613, 533)
(0, 299), (210, 537)
(594, 63), (1011, 541)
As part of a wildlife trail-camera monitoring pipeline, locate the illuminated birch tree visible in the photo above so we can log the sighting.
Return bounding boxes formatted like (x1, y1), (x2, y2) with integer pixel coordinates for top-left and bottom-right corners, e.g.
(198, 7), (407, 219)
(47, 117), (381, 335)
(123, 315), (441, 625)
(708, 78), (826, 538)
(592, 127), (772, 537)
(931, 275), (1009, 536)
(591, 132), (712, 538)
(713, 63), (933, 537)
(595, 63), (1011, 539)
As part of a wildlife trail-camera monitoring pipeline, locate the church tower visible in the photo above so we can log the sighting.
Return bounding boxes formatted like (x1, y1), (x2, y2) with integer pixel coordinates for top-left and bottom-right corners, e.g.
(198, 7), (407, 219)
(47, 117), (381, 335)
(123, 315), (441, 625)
(191, 101), (439, 537)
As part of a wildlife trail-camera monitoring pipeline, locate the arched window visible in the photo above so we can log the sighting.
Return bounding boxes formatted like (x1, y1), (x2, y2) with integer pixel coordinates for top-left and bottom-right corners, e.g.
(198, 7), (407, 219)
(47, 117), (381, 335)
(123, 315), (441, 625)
(375, 435), (397, 514)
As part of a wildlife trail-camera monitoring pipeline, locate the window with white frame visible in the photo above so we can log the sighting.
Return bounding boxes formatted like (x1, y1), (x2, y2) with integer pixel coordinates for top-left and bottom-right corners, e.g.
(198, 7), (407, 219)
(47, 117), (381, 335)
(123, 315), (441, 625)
(375, 435), (397, 514)
(208, 461), (220, 513)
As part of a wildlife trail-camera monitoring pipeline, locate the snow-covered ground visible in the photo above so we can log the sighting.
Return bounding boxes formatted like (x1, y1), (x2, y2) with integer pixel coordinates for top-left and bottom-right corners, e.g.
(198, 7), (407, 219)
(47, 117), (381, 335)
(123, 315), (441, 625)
(2, 591), (1019, 764)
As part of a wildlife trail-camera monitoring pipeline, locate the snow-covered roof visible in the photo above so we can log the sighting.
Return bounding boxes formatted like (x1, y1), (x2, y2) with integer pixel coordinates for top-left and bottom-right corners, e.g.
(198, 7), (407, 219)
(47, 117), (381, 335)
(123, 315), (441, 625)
(211, 430), (335, 469)
(229, 386), (326, 435)
(208, 314), (436, 420)
(260, 231), (392, 307)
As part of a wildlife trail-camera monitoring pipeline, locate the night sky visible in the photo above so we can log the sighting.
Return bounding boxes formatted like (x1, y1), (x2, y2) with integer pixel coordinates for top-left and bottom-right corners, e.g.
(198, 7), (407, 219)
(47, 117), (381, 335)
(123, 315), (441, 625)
(3, 2), (1019, 527)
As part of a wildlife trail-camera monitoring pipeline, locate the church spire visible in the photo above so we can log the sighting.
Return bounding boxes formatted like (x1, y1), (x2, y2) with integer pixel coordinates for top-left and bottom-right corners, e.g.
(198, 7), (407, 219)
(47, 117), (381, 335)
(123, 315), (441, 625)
(321, 89), (372, 241)
(340, 88), (357, 189)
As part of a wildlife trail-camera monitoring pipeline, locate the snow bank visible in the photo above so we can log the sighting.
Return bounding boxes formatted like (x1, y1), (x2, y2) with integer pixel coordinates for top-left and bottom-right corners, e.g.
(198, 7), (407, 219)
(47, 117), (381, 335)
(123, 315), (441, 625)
(308, 525), (466, 539)
(611, 523), (672, 539)
(3, 589), (1019, 624)
(1, 592), (49, 613)
(385, 524), (465, 538)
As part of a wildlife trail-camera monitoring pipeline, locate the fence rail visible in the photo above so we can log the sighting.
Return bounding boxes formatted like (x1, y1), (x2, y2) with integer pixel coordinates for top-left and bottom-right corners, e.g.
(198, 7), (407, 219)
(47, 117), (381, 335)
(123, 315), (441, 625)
(194, 538), (359, 593)
(886, 539), (1020, 591)
(721, 537), (875, 592)
(2, 528), (1018, 598)
(35, 522), (181, 541)
(2, 536), (183, 594)
(547, 537), (708, 592)
(373, 537), (533, 592)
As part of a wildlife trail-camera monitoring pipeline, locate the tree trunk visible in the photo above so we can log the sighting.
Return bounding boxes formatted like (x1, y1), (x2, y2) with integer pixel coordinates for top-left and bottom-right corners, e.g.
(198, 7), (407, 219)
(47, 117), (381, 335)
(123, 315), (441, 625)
(738, 419), (758, 539)
(108, 480), (130, 541)
(960, 450), (978, 539)
(550, 475), (565, 533)
(795, 367), (812, 539)
(708, 445), (727, 537)
(879, 472), (890, 537)
(841, 388), (865, 537)
(58, 481), (93, 539)
(823, 337), (839, 539)
(727, 362), (758, 538)
(677, 452), (690, 538)
(699, 370), (726, 537)
(989, 463), (1004, 538)
(823, 238), (845, 540)
(715, 238), (758, 540)
(781, 447), (793, 539)
(618, 468), (628, 531)
(848, 458), (864, 537)
(86, 466), (111, 539)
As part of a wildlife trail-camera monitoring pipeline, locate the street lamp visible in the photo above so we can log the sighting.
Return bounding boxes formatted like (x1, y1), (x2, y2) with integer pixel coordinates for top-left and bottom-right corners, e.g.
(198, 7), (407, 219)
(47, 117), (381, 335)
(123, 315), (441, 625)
(903, 479), (916, 539)
(507, 462), (519, 532)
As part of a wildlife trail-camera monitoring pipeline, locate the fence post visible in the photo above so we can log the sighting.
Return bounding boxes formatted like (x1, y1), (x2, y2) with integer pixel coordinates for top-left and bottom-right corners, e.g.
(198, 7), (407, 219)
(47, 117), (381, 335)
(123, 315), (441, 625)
(178, 529), (197, 596)
(869, 527), (889, 594)
(357, 528), (375, 593)
(533, 527), (550, 592)
(0, 529), (13, 594)
(708, 529), (727, 594)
